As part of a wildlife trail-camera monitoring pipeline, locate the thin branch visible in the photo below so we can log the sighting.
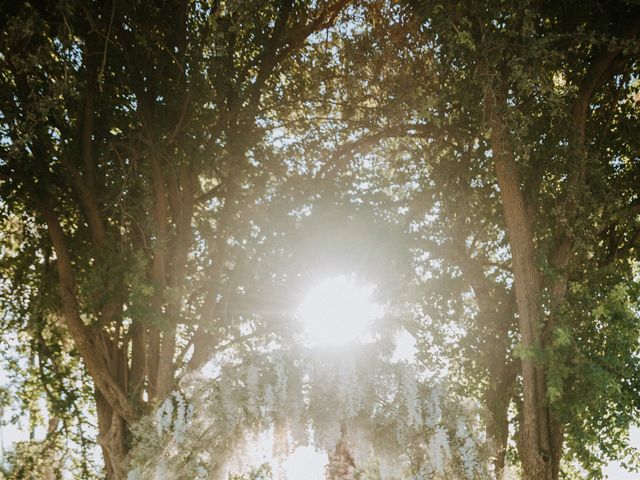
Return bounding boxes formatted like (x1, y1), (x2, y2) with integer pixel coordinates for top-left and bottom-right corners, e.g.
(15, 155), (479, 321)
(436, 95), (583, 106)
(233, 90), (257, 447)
(318, 123), (448, 178)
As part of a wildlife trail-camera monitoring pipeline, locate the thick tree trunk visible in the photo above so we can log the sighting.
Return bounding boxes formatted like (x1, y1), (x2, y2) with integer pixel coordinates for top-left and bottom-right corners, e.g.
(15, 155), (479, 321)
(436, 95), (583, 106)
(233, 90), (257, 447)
(95, 391), (129, 480)
(490, 113), (555, 480)
(41, 204), (136, 480)
(489, 22), (637, 479)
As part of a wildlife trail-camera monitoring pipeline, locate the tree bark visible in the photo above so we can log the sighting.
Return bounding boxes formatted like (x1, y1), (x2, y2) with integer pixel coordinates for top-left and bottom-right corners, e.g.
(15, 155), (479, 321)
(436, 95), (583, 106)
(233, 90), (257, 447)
(326, 428), (356, 480)
(96, 390), (129, 480)
(490, 107), (554, 480)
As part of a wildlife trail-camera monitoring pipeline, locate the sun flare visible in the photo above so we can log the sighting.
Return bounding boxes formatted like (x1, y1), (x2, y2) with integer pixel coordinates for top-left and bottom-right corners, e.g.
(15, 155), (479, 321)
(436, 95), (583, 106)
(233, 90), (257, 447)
(297, 275), (384, 346)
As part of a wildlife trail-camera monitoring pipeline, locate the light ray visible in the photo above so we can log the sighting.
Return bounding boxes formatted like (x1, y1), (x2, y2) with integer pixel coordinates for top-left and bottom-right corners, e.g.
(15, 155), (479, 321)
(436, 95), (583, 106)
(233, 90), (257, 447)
(297, 274), (383, 346)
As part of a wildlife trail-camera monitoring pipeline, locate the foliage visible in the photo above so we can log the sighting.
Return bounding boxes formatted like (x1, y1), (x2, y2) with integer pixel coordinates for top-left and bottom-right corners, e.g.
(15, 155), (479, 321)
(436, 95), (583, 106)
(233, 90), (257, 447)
(0, 0), (638, 478)
(129, 345), (491, 479)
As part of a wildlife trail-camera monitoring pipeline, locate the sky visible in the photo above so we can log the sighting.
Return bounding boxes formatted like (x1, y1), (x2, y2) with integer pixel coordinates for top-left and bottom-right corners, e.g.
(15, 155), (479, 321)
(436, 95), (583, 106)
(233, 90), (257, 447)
(602, 427), (640, 480)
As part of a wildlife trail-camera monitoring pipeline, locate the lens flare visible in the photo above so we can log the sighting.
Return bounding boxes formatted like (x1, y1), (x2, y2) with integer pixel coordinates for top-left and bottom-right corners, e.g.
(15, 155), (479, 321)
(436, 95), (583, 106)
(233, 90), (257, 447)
(297, 275), (383, 346)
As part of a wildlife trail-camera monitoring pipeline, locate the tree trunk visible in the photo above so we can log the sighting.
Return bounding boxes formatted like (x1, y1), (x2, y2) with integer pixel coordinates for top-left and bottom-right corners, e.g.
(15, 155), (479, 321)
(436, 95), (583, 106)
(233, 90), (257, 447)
(485, 361), (516, 478)
(326, 428), (356, 480)
(42, 417), (60, 480)
(490, 112), (554, 480)
(449, 234), (517, 477)
(95, 391), (129, 480)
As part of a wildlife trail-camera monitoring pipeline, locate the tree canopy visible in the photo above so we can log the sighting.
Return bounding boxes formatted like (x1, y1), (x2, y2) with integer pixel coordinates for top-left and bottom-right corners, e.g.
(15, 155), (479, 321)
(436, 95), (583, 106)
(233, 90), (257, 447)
(0, 1), (639, 479)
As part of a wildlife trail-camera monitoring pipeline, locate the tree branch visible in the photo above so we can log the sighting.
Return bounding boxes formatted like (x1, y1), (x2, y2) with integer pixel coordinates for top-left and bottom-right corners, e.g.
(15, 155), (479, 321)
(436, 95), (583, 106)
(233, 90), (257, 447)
(39, 203), (134, 423)
(319, 123), (447, 178)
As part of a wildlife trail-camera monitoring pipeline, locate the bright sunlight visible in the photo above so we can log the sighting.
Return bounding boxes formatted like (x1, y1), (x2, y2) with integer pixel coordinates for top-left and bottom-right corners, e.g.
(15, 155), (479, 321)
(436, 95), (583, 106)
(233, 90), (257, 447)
(3, 3), (639, 479)
(297, 275), (384, 346)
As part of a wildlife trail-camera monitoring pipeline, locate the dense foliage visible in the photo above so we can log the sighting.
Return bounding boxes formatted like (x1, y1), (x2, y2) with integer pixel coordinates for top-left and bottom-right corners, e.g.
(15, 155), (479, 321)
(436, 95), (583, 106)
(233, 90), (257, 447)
(129, 347), (490, 479)
(0, 1), (638, 479)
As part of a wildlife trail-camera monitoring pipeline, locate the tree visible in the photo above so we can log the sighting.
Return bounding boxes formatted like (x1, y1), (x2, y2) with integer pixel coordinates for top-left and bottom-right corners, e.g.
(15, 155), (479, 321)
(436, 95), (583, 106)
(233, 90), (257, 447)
(350, 2), (638, 478)
(289, 0), (640, 477)
(0, 1), (349, 477)
(1, 0), (639, 478)
(424, 3), (640, 477)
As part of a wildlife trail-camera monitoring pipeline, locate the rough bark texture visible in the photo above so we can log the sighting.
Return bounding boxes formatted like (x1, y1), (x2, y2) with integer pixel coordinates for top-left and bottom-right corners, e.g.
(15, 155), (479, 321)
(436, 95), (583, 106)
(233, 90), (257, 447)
(489, 103), (554, 480)
(477, 14), (640, 480)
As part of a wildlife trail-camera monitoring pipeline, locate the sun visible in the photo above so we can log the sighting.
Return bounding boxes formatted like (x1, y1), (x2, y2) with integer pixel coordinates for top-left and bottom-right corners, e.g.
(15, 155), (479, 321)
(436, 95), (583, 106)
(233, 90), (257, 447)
(297, 274), (384, 346)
